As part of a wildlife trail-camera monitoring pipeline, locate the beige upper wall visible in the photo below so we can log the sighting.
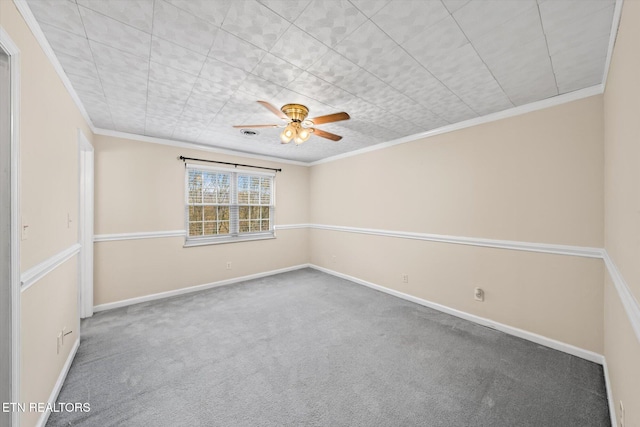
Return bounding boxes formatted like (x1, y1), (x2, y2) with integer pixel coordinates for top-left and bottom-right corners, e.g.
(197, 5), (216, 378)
(604, 0), (640, 299)
(93, 135), (309, 234)
(1, 0), (93, 271)
(603, 0), (640, 424)
(92, 135), (310, 305)
(311, 95), (604, 248)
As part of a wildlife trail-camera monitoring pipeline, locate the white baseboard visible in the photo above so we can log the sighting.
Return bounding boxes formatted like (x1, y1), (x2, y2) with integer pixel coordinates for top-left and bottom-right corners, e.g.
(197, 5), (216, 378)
(602, 358), (617, 427)
(35, 337), (80, 427)
(93, 264), (311, 312)
(309, 264), (605, 364)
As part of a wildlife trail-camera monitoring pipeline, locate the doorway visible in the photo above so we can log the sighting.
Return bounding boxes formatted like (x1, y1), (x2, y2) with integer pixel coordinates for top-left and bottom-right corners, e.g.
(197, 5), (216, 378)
(78, 130), (94, 319)
(0, 28), (20, 427)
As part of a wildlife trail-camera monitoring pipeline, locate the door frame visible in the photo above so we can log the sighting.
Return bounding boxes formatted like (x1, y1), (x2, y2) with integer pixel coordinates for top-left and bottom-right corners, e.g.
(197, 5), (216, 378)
(1, 26), (21, 427)
(78, 129), (94, 319)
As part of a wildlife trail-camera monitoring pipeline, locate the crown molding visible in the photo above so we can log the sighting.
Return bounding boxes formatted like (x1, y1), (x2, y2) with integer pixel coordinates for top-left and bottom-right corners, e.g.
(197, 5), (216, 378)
(310, 85), (603, 166)
(601, 0), (625, 91)
(12, 0), (96, 133)
(93, 128), (310, 167)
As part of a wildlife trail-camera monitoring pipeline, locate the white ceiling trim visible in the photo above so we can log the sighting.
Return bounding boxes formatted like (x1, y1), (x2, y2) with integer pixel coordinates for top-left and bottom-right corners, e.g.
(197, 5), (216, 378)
(601, 0), (625, 90)
(310, 84), (603, 166)
(12, 0), (97, 133)
(93, 128), (309, 167)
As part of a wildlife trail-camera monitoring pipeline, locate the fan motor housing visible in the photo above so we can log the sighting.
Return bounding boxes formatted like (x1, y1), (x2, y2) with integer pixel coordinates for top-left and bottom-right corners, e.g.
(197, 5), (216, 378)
(281, 104), (309, 122)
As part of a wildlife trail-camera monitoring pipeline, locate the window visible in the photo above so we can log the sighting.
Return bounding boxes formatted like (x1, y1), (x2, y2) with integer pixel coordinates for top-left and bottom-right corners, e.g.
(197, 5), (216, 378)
(185, 164), (275, 246)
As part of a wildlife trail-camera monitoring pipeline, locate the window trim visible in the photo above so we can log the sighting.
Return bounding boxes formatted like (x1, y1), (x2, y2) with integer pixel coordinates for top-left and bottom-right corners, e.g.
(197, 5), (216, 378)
(183, 163), (276, 247)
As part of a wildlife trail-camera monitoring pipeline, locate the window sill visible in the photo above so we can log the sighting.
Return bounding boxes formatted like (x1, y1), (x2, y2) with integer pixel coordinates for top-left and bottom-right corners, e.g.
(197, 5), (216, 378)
(183, 233), (275, 248)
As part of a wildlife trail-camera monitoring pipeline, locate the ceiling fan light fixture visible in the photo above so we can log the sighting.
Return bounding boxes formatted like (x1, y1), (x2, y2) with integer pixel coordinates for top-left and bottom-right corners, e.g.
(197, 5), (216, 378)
(280, 123), (296, 143)
(296, 126), (312, 144)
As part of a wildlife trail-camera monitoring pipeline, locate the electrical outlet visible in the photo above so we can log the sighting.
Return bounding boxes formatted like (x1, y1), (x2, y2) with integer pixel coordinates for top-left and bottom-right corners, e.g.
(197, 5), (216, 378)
(619, 401), (624, 427)
(226, 261), (232, 270)
(474, 287), (485, 302)
(402, 274), (409, 283)
(331, 254), (336, 263)
(67, 212), (72, 229)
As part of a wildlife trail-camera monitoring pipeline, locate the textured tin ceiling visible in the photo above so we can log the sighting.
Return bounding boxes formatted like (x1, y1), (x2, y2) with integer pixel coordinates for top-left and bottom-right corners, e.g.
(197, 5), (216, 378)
(26, 0), (615, 162)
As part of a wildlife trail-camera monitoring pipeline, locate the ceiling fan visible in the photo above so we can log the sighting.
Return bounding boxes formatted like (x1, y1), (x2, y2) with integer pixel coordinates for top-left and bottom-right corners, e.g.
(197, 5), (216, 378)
(233, 101), (350, 145)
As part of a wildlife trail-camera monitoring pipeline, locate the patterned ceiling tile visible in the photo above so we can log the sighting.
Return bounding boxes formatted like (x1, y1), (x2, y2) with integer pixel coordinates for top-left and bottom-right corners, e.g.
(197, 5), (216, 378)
(102, 82), (147, 106)
(402, 15), (468, 66)
(257, 0), (312, 22)
(153, 0), (218, 54)
(147, 100), (184, 119)
(269, 25), (330, 70)
(76, 0), (154, 33)
(26, 0), (618, 162)
(294, 0), (367, 47)
(149, 61), (198, 92)
(98, 69), (148, 93)
(76, 91), (110, 119)
(165, 0), (231, 27)
(306, 50), (360, 86)
(252, 53), (303, 87)
(147, 79), (192, 105)
(426, 43), (512, 115)
(55, 51), (100, 82)
(173, 127), (205, 141)
(544, 4), (614, 56)
(539, 0), (614, 35)
(552, 34), (609, 93)
(185, 90), (228, 114)
(209, 30), (267, 73)
(237, 74), (284, 100)
(286, 72), (354, 108)
(484, 38), (556, 94)
(453, 0), (537, 41)
(348, 0), (390, 18)
(372, 0), (449, 45)
(79, 6), (151, 58)
(469, 5), (542, 61)
(26, 0), (86, 36)
(222, 1), (291, 51)
(67, 72), (104, 99)
(334, 20), (396, 68)
(199, 58), (248, 90)
(441, 0), (471, 14)
(187, 77), (234, 111)
(180, 104), (219, 125)
(39, 23), (93, 62)
(90, 41), (149, 79)
(504, 74), (558, 106)
(150, 36), (207, 76)
(340, 96), (400, 124)
(362, 44), (418, 86)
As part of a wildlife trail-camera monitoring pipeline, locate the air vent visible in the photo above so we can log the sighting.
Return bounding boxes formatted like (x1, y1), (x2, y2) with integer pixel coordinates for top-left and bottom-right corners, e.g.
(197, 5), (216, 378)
(240, 129), (259, 136)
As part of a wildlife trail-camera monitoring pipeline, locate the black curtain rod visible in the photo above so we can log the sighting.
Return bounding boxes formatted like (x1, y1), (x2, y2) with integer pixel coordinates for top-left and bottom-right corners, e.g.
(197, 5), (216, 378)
(179, 156), (282, 173)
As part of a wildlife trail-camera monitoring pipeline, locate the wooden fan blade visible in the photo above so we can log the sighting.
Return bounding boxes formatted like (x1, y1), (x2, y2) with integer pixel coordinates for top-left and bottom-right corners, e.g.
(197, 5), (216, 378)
(257, 100), (288, 120)
(309, 112), (350, 125)
(232, 124), (279, 128)
(312, 128), (342, 141)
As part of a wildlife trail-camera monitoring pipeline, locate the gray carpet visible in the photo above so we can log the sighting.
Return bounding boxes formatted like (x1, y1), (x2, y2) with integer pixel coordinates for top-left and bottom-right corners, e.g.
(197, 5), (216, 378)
(47, 268), (610, 426)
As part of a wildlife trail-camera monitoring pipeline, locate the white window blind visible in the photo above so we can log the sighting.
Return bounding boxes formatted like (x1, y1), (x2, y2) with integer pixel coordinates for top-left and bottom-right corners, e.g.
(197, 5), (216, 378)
(185, 164), (275, 245)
